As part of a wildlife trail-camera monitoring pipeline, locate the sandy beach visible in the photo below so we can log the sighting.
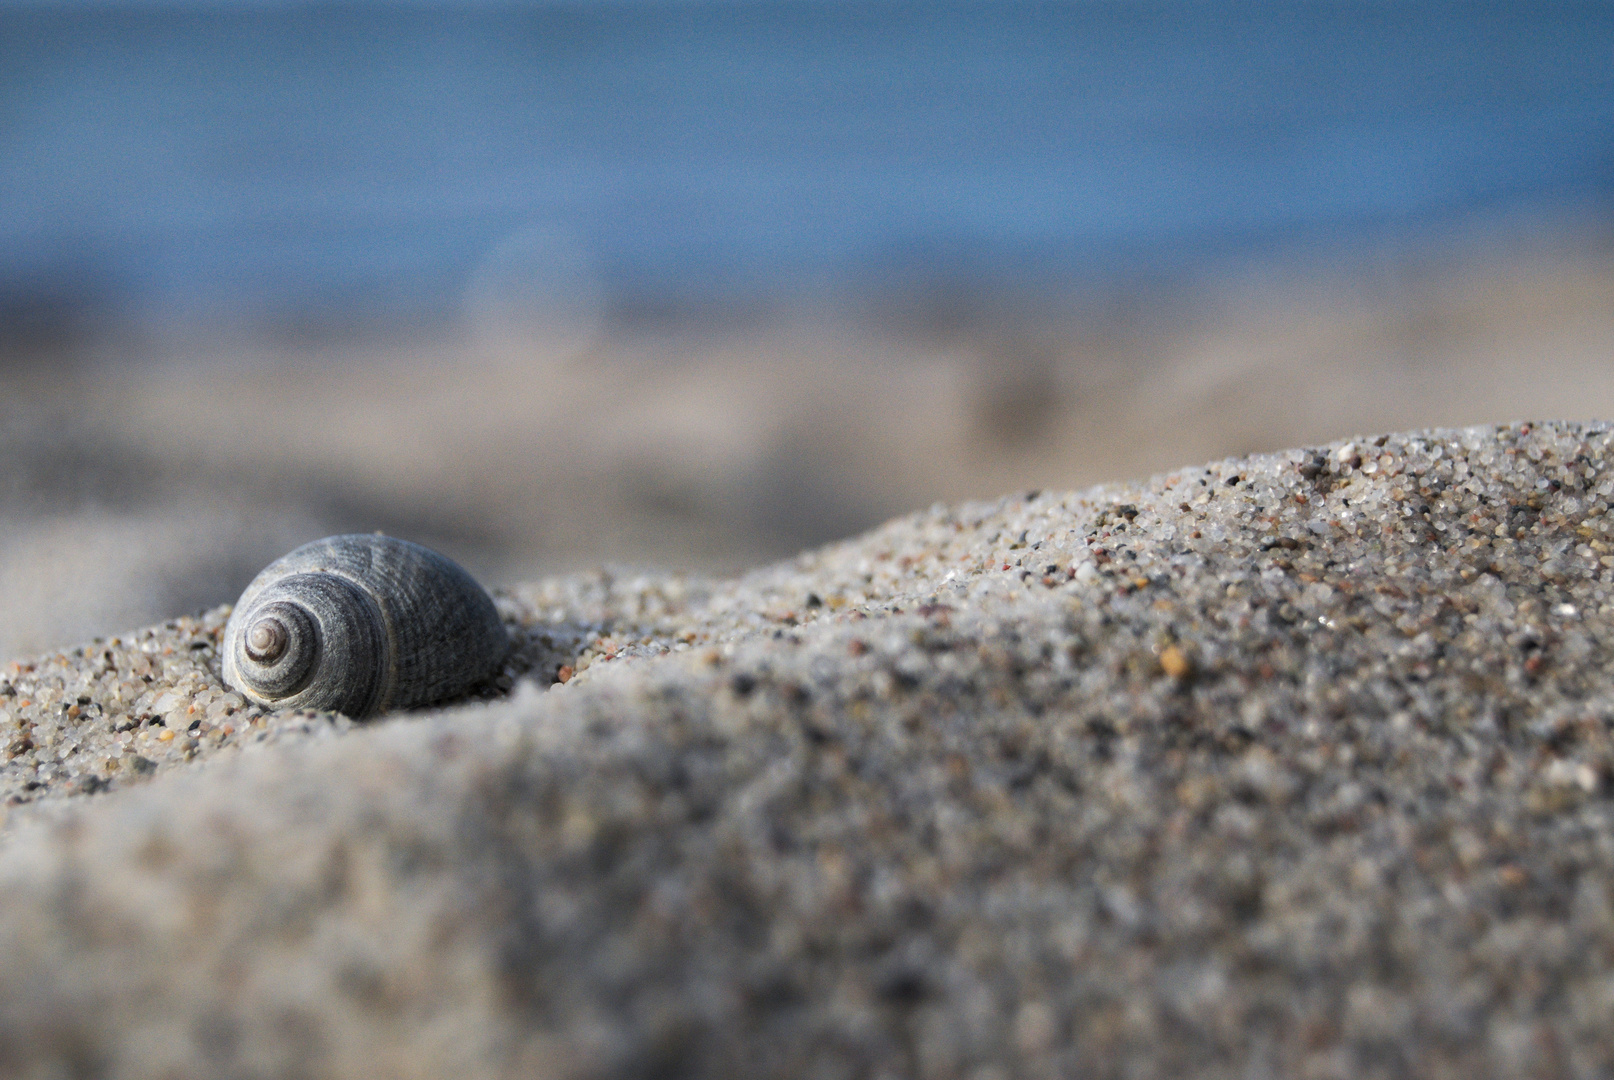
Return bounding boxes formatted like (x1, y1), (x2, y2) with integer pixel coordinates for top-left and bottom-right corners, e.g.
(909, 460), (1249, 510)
(3, 241), (1613, 661)
(3, 420), (1614, 1076)
(7, 6), (1614, 1073)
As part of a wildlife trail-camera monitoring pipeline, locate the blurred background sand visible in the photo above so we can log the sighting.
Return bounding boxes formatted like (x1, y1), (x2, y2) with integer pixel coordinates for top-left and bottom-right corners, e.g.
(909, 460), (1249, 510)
(2, 1), (1613, 658)
(6, 224), (1614, 658)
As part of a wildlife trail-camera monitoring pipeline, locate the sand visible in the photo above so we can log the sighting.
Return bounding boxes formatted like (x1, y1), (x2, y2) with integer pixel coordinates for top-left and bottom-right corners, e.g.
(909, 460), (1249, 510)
(5, 242), (1614, 660)
(3, 421), (1614, 1077)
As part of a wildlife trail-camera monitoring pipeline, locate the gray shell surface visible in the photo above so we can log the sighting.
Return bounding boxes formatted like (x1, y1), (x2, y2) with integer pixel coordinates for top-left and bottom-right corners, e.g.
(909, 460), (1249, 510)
(221, 534), (509, 718)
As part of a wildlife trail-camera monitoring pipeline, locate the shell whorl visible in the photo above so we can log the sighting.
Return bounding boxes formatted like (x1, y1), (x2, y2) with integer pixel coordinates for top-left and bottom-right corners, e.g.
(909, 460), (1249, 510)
(222, 535), (508, 718)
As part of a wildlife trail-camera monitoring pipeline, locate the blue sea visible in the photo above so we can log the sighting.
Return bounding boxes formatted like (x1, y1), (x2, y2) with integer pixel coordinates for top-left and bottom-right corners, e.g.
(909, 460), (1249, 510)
(1, 0), (1612, 323)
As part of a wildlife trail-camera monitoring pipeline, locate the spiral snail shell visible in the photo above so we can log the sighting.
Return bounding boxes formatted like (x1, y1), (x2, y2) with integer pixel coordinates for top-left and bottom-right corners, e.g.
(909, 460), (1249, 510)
(222, 534), (509, 718)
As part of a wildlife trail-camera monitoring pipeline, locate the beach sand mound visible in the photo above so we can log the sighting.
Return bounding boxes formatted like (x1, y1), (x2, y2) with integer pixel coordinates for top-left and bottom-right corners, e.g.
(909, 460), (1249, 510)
(4, 422), (1614, 1078)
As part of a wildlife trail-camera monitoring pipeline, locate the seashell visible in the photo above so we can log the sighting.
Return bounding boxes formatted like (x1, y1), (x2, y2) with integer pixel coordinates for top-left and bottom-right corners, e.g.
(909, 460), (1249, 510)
(222, 534), (508, 718)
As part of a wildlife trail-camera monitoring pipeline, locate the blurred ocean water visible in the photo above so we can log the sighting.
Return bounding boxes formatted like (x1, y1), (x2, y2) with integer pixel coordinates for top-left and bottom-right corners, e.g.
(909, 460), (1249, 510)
(0, 0), (1611, 326)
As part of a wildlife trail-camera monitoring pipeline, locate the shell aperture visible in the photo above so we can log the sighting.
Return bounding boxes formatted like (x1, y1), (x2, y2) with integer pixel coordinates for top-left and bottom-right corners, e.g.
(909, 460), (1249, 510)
(222, 535), (508, 718)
